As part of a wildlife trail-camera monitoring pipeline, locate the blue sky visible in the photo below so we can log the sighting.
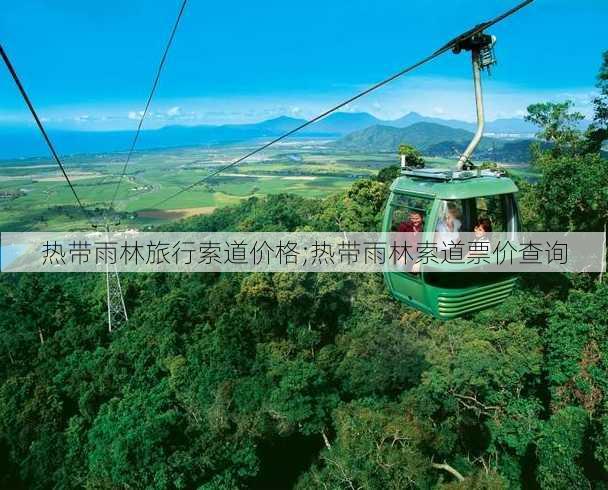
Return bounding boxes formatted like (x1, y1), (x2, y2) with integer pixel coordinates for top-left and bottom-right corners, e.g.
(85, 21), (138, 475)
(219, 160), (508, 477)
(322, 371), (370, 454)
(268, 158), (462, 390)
(1, 0), (606, 130)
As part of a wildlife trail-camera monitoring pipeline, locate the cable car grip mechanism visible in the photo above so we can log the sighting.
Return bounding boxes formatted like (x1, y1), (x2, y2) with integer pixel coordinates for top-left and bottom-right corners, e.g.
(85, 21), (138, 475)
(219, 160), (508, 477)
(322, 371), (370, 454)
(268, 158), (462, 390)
(453, 33), (497, 170)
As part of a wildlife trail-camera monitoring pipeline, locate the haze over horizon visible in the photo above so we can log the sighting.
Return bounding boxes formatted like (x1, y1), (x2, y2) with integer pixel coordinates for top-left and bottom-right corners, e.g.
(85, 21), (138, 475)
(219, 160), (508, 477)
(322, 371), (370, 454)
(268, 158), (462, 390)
(0, 109), (544, 161)
(0, 109), (542, 133)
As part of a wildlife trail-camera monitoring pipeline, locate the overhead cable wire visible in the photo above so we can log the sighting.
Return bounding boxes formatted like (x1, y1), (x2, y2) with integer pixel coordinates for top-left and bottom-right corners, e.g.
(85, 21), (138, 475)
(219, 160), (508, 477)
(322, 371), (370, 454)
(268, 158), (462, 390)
(151, 0), (534, 209)
(1, 44), (92, 223)
(108, 0), (189, 210)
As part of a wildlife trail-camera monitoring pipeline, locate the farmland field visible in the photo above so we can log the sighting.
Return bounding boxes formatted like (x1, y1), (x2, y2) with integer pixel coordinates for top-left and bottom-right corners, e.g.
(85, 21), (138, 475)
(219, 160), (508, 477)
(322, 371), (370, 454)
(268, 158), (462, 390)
(0, 139), (532, 231)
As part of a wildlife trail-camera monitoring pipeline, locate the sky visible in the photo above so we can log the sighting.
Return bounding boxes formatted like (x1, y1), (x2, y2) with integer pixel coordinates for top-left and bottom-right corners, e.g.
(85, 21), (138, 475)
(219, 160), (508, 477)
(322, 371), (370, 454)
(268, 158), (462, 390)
(1, 0), (607, 131)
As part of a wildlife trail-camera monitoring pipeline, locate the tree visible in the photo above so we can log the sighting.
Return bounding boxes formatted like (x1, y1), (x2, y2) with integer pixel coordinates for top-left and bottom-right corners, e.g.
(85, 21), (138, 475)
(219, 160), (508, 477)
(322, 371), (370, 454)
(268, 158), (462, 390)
(586, 50), (608, 153)
(296, 400), (433, 490)
(336, 318), (424, 398)
(315, 180), (389, 231)
(265, 353), (339, 436)
(403, 314), (544, 487)
(536, 407), (590, 489)
(0, 374), (66, 490)
(399, 144), (425, 168)
(85, 383), (194, 489)
(544, 284), (608, 414)
(523, 96), (608, 232)
(377, 164), (400, 183)
(525, 101), (585, 158)
(532, 152), (608, 231)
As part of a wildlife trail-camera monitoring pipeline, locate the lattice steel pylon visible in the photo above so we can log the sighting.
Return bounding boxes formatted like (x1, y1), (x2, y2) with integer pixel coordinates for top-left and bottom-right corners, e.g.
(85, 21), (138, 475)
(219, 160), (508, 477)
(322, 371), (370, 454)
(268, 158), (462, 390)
(104, 226), (128, 332)
(106, 263), (128, 332)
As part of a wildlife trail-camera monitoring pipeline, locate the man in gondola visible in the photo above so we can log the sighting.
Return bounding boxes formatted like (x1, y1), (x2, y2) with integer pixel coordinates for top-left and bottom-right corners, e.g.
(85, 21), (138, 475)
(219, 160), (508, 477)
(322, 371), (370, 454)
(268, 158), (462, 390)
(397, 210), (424, 235)
(395, 210), (424, 273)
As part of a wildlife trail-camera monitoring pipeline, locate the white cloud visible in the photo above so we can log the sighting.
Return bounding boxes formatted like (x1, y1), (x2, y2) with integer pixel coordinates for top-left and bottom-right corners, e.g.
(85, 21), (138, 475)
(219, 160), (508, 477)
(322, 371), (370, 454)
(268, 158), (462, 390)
(127, 110), (144, 120)
(166, 106), (182, 117)
(8, 76), (597, 131)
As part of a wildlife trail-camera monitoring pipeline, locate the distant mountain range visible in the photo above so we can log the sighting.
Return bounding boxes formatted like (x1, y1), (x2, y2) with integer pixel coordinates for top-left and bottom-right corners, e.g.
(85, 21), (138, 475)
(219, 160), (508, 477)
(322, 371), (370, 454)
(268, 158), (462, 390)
(0, 111), (542, 160)
(383, 112), (539, 135)
(337, 123), (476, 151)
(334, 122), (535, 162)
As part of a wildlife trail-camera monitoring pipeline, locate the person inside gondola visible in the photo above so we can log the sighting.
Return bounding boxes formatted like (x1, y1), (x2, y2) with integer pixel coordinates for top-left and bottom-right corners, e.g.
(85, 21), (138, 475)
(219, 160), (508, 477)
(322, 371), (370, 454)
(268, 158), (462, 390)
(395, 210), (424, 273)
(397, 210), (424, 235)
(466, 217), (492, 258)
(474, 217), (492, 240)
(436, 202), (462, 250)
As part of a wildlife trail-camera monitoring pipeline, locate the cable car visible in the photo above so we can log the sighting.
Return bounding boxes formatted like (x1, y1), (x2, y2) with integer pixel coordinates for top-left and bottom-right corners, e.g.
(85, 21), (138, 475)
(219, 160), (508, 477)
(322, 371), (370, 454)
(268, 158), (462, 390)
(382, 168), (520, 318)
(383, 30), (522, 318)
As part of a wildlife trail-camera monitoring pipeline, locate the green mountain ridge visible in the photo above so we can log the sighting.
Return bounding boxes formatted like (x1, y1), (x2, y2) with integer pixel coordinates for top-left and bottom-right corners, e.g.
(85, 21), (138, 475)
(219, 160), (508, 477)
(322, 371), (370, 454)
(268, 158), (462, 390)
(336, 122), (489, 151)
(335, 122), (534, 162)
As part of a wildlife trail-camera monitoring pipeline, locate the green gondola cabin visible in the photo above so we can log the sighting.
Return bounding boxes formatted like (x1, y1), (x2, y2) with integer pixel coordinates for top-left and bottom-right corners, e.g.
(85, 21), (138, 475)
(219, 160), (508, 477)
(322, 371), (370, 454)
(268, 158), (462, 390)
(380, 28), (527, 318)
(382, 168), (521, 318)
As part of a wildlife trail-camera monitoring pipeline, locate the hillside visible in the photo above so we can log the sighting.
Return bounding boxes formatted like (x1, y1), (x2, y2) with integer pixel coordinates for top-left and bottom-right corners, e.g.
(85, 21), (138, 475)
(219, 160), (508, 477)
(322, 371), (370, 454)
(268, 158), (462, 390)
(335, 122), (535, 162)
(336, 122), (479, 152)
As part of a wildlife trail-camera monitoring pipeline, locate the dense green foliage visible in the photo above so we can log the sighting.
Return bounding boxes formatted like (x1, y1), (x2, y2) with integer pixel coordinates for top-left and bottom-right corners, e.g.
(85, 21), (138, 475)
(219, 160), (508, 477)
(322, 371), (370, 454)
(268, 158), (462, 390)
(1, 53), (608, 490)
(1, 180), (606, 488)
(398, 144), (426, 169)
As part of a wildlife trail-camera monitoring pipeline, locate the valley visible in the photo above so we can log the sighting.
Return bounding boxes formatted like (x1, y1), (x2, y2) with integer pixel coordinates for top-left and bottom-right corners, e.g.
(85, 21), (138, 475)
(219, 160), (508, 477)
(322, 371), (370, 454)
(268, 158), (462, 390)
(0, 135), (534, 231)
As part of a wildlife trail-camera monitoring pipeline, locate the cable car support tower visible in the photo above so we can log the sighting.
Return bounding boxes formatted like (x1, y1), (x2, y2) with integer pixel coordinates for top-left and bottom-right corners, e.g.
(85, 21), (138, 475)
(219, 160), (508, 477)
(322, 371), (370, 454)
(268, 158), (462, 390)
(104, 226), (128, 333)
